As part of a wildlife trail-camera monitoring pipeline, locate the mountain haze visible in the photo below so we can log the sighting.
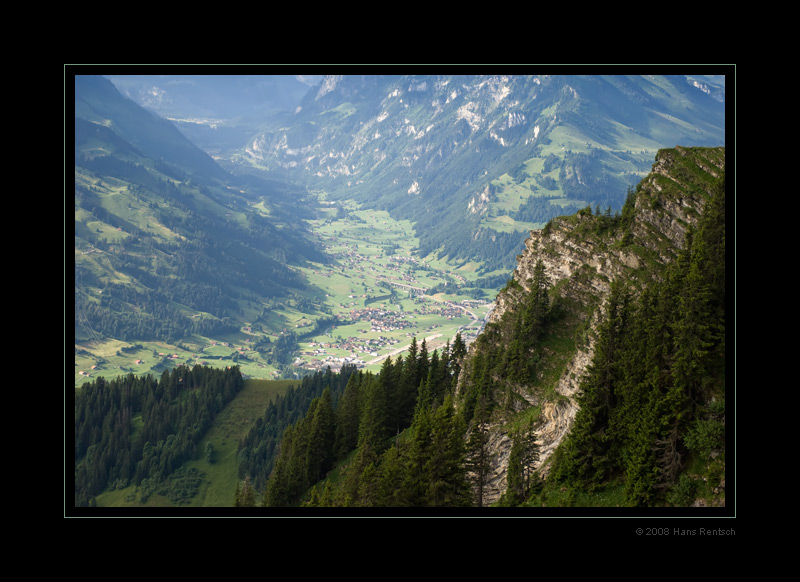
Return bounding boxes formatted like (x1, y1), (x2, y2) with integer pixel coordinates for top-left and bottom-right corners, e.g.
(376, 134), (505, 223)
(235, 74), (725, 271)
(76, 75), (227, 180)
(104, 74), (323, 159)
(106, 74), (321, 119)
(75, 75), (325, 347)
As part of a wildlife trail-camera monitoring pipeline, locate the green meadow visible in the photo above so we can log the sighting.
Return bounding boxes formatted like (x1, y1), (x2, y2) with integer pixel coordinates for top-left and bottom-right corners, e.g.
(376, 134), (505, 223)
(293, 202), (494, 371)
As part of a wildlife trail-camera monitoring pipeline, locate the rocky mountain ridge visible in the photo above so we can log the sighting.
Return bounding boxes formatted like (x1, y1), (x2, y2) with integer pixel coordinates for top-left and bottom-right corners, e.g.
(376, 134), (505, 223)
(235, 74), (726, 270)
(458, 146), (726, 504)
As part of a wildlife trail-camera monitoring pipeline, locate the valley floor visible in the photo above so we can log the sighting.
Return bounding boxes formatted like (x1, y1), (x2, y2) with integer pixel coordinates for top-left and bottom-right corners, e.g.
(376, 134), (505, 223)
(75, 202), (500, 387)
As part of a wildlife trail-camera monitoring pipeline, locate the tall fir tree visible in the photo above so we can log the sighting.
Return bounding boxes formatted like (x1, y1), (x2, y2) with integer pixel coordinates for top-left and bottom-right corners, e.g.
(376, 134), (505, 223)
(305, 388), (336, 484)
(552, 282), (631, 490)
(465, 396), (492, 507)
(425, 395), (470, 507)
(334, 372), (364, 458)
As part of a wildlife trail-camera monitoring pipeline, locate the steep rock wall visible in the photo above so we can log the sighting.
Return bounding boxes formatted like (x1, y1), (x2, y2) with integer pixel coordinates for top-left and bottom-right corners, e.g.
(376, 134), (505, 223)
(459, 146), (725, 505)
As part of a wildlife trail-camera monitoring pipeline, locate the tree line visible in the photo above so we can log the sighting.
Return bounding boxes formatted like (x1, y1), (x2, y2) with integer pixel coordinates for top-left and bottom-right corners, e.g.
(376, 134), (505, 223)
(75, 281), (237, 344)
(74, 365), (244, 507)
(237, 366), (359, 492)
(253, 320), (548, 508)
(242, 334), (484, 507)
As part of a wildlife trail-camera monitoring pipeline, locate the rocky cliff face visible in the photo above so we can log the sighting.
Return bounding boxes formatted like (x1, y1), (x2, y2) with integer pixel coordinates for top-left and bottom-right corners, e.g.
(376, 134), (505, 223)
(458, 146), (725, 505)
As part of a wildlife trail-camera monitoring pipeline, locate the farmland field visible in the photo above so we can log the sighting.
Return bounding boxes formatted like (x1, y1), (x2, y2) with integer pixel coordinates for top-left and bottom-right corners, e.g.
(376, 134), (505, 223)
(289, 199), (496, 374)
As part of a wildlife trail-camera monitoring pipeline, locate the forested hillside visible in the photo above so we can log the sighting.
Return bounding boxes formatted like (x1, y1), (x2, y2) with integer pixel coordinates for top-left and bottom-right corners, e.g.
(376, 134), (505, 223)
(74, 365), (244, 507)
(71, 70), (729, 512)
(75, 75), (326, 347)
(72, 147), (727, 511)
(458, 146), (727, 507)
(237, 365), (359, 493)
(258, 335), (469, 507)
(550, 183), (726, 506)
(237, 147), (727, 509)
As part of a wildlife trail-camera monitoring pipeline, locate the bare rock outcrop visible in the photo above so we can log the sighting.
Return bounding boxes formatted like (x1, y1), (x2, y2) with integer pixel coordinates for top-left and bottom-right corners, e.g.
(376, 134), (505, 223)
(459, 146), (725, 505)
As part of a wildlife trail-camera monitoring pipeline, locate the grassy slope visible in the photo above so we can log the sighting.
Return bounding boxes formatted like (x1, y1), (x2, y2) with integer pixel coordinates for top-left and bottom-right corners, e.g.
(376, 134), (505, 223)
(94, 379), (295, 508)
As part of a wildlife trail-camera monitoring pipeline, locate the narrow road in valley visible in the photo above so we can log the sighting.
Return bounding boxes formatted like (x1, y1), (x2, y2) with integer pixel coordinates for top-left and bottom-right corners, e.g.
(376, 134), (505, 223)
(366, 333), (443, 365)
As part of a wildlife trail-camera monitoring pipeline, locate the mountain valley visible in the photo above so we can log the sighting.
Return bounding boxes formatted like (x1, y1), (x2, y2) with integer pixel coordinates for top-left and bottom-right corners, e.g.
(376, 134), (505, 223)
(71, 70), (730, 515)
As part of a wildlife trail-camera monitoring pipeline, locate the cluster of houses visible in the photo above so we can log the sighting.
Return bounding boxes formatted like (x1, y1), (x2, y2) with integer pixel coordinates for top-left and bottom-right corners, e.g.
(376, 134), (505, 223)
(302, 333), (402, 366)
(295, 352), (368, 373)
(346, 306), (414, 333)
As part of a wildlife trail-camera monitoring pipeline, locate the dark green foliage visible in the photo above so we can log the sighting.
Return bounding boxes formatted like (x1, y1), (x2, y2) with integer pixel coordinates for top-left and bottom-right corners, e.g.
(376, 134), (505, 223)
(305, 388), (336, 484)
(358, 357), (398, 454)
(205, 442), (216, 464)
(551, 172), (726, 506)
(551, 282), (631, 490)
(500, 424), (541, 507)
(351, 393), (470, 508)
(458, 259), (553, 421)
(512, 195), (582, 225)
(422, 395), (471, 507)
(684, 399), (725, 461)
(138, 466), (206, 505)
(74, 365), (244, 507)
(465, 397), (492, 507)
(238, 365), (357, 492)
(270, 332), (299, 366)
(333, 372), (365, 458)
(75, 280), (237, 343)
(236, 475), (257, 507)
(259, 366), (364, 506)
(262, 335), (470, 507)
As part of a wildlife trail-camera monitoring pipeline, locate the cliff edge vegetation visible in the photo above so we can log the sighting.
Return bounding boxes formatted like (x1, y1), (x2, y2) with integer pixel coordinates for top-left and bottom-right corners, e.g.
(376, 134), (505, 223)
(456, 146), (726, 507)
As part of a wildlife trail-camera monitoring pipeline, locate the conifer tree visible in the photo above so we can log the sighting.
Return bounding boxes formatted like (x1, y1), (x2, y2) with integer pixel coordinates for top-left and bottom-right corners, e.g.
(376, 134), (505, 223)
(465, 396), (492, 507)
(425, 395), (470, 507)
(358, 360), (393, 454)
(306, 388), (335, 484)
(264, 425), (298, 506)
(402, 401), (433, 507)
(403, 337), (419, 391)
(417, 339), (430, 391)
(356, 460), (380, 507)
(376, 444), (407, 507)
(393, 354), (413, 429)
(303, 484), (322, 507)
(518, 425), (541, 496)
(334, 372), (363, 458)
(504, 435), (526, 506)
(502, 424), (540, 506)
(426, 349), (449, 406)
(450, 333), (467, 382)
(552, 282), (631, 489)
(523, 259), (550, 341)
(238, 475), (256, 507)
(319, 480), (335, 507)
